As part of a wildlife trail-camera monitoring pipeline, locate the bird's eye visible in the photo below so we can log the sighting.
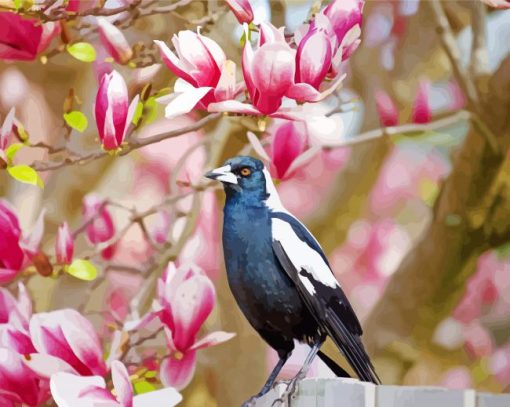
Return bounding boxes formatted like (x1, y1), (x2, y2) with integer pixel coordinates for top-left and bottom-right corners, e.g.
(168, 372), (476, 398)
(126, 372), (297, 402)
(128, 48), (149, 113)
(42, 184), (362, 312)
(240, 167), (251, 177)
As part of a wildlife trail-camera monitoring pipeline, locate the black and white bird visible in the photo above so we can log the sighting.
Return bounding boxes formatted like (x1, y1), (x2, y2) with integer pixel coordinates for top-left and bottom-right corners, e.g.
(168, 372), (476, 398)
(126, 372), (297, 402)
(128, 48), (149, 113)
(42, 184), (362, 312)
(205, 156), (379, 405)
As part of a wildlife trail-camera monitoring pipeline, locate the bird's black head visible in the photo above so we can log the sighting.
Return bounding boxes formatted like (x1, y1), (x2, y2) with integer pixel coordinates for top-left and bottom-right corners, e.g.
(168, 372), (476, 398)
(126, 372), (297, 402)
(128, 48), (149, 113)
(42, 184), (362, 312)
(204, 156), (270, 203)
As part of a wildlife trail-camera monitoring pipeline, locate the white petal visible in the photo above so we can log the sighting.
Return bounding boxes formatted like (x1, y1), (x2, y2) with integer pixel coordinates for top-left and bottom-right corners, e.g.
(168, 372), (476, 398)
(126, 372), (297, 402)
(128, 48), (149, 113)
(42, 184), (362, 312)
(133, 387), (182, 407)
(164, 87), (212, 119)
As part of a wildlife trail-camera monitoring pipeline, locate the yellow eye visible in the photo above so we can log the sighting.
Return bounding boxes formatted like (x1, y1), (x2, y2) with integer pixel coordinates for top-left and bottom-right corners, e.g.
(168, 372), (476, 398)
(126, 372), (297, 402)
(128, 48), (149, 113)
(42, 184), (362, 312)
(240, 167), (251, 177)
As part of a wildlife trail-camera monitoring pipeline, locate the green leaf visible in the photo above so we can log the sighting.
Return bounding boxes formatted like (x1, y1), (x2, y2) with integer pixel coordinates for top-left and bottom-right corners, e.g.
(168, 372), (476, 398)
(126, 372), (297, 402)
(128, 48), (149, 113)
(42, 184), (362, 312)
(63, 111), (88, 133)
(5, 143), (24, 164)
(67, 259), (98, 281)
(67, 42), (96, 62)
(7, 165), (44, 189)
(14, 0), (22, 9)
(133, 380), (156, 395)
(132, 101), (144, 126)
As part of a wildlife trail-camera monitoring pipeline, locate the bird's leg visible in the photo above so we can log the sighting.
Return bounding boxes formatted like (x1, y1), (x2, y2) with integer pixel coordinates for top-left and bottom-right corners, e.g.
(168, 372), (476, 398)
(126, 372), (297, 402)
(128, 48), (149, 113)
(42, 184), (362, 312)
(274, 341), (323, 406)
(241, 352), (290, 407)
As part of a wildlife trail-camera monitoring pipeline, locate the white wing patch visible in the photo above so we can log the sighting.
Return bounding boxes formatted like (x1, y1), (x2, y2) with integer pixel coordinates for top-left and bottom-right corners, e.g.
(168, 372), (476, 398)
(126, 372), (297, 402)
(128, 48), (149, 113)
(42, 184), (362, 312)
(271, 217), (339, 294)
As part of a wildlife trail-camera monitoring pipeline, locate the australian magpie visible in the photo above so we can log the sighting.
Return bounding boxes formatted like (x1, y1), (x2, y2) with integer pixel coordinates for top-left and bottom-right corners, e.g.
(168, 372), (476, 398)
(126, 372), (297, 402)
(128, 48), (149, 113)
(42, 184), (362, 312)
(205, 156), (379, 405)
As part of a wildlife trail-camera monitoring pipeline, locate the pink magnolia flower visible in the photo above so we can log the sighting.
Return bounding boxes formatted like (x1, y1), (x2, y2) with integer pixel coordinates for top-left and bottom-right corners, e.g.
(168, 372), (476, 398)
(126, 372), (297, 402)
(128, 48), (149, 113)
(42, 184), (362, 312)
(50, 360), (182, 407)
(29, 309), (107, 377)
(0, 12), (59, 61)
(225, 0), (254, 24)
(0, 200), (25, 284)
(127, 263), (235, 390)
(412, 79), (431, 124)
(95, 70), (139, 150)
(463, 322), (494, 359)
(155, 31), (242, 118)
(83, 195), (115, 245)
(0, 348), (47, 406)
(97, 18), (133, 65)
(375, 89), (399, 127)
(490, 345), (510, 385)
(158, 263), (235, 389)
(55, 222), (74, 265)
(323, 0), (364, 61)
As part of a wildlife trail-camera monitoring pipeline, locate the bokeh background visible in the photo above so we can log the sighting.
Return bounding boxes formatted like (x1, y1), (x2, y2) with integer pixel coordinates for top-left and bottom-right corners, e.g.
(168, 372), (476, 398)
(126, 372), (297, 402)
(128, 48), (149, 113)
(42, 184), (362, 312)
(1, 1), (510, 406)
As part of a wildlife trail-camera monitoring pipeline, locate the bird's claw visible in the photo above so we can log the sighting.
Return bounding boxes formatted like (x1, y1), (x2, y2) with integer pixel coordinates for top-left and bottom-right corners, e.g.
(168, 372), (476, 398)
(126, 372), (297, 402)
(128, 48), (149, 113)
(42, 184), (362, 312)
(271, 374), (305, 407)
(241, 395), (260, 407)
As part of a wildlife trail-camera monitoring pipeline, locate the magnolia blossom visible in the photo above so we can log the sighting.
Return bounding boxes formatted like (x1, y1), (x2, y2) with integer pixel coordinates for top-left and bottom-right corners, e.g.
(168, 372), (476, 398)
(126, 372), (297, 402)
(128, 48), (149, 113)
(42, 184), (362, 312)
(0, 12), (59, 61)
(29, 309), (107, 377)
(226, 0), (254, 24)
(95, 70), (139, 150)
(0, 107), (15, 153)
(97, 18), (133, 64)
(0, 200), (25, 284)
(155, 31), (242, 118)
(55, 223), (74, 265)
(83, 195), (115, 245)
(412, 79), (431, 124)
(50, 361), (182, 407)
(126, 263), (235, 390)
(375, 89), (399, 127)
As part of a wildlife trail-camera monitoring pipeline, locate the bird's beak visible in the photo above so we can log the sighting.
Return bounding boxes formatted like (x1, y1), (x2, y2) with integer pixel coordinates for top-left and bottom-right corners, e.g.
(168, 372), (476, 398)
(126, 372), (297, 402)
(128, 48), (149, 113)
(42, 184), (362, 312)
(204, 165), (238, 185)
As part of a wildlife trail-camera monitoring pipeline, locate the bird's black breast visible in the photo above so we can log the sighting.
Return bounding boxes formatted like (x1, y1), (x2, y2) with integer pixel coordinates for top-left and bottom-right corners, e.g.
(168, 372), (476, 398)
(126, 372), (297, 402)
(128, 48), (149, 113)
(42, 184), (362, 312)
(222, 203), (318, 344)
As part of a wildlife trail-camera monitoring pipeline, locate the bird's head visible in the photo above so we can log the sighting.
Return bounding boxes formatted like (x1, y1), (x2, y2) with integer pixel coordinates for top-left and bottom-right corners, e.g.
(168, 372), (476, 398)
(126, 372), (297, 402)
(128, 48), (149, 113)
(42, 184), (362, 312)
(205, 156), (280, 206)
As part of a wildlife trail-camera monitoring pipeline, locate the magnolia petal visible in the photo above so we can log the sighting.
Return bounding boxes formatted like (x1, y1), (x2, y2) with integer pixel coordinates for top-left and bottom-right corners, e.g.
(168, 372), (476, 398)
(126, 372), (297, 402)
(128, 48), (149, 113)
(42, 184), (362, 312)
(285, 146), (321, 177)
(296, 28), (332, 89)
(171, 274), (215, 350)
(247, 131), (270, 161)
(412, 80), (432, 124)
(271, 121), (307, 179)
(189, 331), (236, 351)
(164, 87), (212, 119)
(23, 353), (77, 378)
(307, 114), (345, 147)
(160, 350), (197, 390)
(154, 40), (197, 87)
(0, 268), (22, 285)
(111, 361), (133, 407)
(20, 208), (46, 256)
(133, 387), (182, 407)
(0, 107), (15, 150)
(123, 310), (160, 332)
(0, 348), (40, 406)
(124, 94), (140, 137)
(214, 60), (237, 102)
(97, 17), (133, 64)
(375, 89), (399, 127)
(50, 372), (106, 407)
(207, 99), (261, 115)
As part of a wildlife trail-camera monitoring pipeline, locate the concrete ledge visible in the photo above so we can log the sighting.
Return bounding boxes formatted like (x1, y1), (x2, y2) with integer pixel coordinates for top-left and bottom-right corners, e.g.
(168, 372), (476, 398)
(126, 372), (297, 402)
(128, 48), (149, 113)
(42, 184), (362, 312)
(254, 378), (510, 407)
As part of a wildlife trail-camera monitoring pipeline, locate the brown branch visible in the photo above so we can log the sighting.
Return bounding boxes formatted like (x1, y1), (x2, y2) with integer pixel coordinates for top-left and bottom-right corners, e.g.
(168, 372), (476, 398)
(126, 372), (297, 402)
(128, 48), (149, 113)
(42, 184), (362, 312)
(469, 0), (490, 80)
(32, 113), (221, 172)
(426, 0), (480, 111)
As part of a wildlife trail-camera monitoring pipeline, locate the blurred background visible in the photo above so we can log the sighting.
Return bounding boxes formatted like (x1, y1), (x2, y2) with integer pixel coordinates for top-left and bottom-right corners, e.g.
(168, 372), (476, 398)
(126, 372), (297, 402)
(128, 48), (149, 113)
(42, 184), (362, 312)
(1, 1), (510, 406)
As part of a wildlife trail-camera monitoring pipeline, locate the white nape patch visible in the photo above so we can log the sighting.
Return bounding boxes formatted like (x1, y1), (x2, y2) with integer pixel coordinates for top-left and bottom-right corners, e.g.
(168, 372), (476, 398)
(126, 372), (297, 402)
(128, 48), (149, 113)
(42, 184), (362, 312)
(263, 168), (286, 211)
(272, 217), (339, 291)
(210, 165), (238, 185)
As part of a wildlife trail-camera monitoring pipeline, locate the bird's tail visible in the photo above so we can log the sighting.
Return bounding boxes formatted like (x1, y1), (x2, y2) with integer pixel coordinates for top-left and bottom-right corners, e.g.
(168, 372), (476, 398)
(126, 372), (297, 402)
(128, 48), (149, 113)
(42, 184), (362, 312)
(325, 309), (381, 384)
(317, 350), (351, 378)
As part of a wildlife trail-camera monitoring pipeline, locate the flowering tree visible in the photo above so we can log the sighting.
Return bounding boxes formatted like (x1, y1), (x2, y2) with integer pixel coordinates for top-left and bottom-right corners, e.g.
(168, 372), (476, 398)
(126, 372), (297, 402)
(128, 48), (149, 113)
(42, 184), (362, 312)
(0, 0), (510, 405)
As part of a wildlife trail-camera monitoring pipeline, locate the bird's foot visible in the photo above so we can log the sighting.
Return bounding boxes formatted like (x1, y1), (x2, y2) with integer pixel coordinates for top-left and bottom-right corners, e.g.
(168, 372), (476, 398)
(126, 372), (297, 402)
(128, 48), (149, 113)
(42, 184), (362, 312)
(241, 395), (259, 407)
(271, 373), (305, 407)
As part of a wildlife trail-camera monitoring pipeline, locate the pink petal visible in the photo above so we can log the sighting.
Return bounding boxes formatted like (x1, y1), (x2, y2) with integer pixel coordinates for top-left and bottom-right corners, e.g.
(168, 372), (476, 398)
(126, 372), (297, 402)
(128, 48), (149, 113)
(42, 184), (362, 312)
(247, 131), (270, 161)
(241, 30), (257, 101)
(0, 13), (42, 61)
(0, 348), (40, 406)
(286, 73), (346, 103)
(225, 0), (254, 24)
(20, 208), (46, 257)
(164, 87), (212, 119)
(0, 268), (22, 285)
(0, 107), (15, 150)
(252, 43), (295, 98)
(258, 22), (286, 46)
(189, 331), (236, 351)
(0, 326), (35, 354)
(149, 210), (171, 245)
(375, 89), (399, 127)
(83, 195), (115, 244)
(97, 17), (133, 64)
(207, 100), (261, 115)
(38, 22), (60, 54)
(214, 60), (237, 102)
(323, 0), (364, 48)
(50, 372), (109, 407)
(154, 40), (198, 87)
(0, 200), (24, 272)
(296, 28), (332, 89)
(23, 353), (78, 378)
(171, 274), (215, 350)
(412, 79), (431, 124)
(55, 222), (74, 265)
(133, 387), (182, 407)
(111, 361), (133, 407)
(271, 121), (307, 179)
(123, 94), (140, 138)
(160, 350), (196, 390)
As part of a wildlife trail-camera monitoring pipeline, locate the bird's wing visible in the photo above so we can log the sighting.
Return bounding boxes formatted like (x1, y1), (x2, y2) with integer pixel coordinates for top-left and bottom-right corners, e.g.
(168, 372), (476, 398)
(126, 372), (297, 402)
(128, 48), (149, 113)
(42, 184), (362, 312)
(270, 212), (380, 384)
